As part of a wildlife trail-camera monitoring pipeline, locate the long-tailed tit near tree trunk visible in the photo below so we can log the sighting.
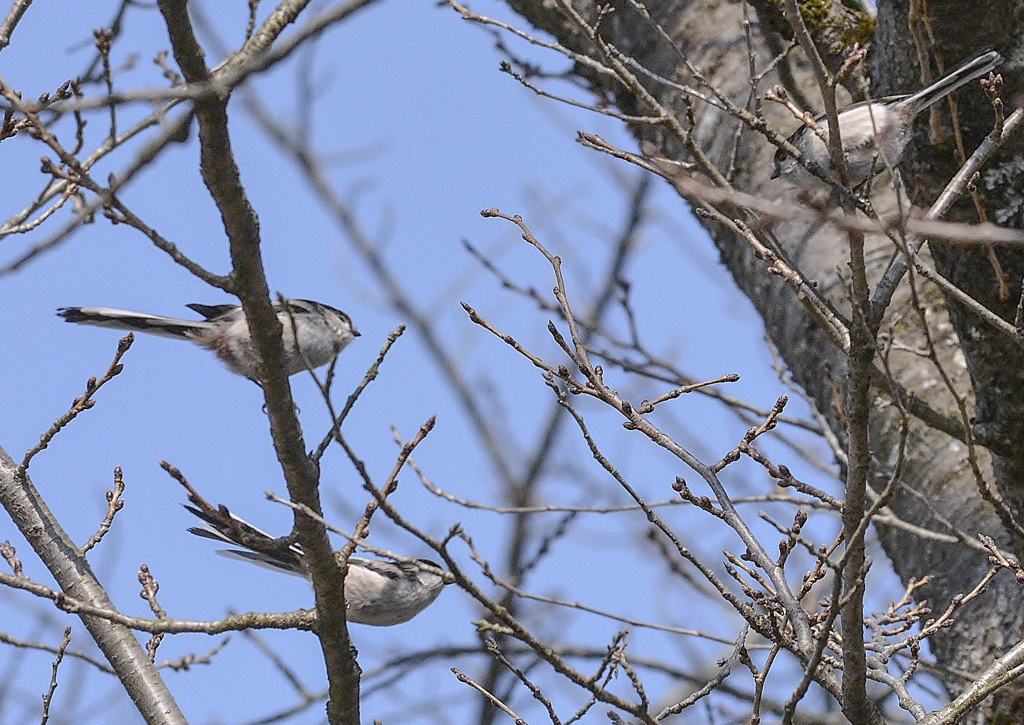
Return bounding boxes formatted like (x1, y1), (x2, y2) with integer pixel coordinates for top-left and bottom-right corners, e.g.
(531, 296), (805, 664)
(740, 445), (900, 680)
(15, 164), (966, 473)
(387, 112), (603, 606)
(185, 504), (448, 626)
(771, 49), (1003, 188)
(57, 299), (359, 379)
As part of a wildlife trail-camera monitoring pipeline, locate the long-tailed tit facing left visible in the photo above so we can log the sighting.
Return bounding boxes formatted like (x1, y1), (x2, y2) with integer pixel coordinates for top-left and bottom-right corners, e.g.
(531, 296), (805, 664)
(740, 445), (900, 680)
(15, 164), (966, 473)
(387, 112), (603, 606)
(185, 505), (448, 626)
(57, 299), (359, 380)
(771, 49), (1003, 188)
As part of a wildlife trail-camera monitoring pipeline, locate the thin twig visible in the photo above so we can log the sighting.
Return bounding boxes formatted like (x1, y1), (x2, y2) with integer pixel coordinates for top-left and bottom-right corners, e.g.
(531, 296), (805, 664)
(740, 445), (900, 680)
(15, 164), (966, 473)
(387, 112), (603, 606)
(39, 627), (71, 725)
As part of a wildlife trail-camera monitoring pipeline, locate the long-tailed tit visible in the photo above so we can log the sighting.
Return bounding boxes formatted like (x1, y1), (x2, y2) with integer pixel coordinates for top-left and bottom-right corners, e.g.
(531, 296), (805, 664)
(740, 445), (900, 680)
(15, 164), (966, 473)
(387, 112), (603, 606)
(185, 505), (448, 626)
(57, 299), (359, 379)
(771, 49), (1003, 188)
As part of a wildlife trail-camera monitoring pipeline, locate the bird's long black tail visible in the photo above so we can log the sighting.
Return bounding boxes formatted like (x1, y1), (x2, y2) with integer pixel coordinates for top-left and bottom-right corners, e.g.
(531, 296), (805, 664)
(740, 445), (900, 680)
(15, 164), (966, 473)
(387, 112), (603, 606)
(57, 306), (215, 340)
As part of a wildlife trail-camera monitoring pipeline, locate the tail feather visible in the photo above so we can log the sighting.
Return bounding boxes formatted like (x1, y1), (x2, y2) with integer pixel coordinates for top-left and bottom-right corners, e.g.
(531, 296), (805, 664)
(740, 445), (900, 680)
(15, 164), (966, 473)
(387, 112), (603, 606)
(184, 505), (307, 577)
(901, 50), (1002, 115)
(57, 307), (214, 340)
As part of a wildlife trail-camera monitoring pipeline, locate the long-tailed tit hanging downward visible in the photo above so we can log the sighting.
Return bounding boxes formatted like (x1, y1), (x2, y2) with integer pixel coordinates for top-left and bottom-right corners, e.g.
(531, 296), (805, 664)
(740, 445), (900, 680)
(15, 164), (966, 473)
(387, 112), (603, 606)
(57, 299), (359, 379)
(772, 49), (1003, 188)
(185, 504), (448, 627)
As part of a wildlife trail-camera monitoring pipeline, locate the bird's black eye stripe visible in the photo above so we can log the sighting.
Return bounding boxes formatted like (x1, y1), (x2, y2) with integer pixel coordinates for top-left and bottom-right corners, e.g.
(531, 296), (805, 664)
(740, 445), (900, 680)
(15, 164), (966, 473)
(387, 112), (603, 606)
(285, 300), (314, 313)
(270, 299), (349, 320)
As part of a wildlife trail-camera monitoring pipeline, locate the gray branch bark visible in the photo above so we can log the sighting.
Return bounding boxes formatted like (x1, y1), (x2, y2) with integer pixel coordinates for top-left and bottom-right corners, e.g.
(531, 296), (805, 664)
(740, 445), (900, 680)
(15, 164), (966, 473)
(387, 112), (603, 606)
(0, 446), (187, 724)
